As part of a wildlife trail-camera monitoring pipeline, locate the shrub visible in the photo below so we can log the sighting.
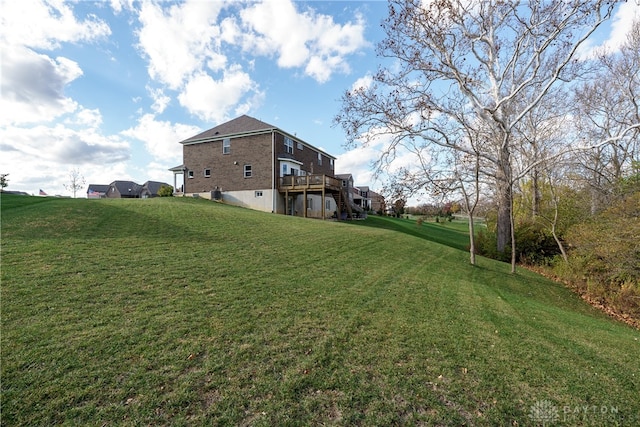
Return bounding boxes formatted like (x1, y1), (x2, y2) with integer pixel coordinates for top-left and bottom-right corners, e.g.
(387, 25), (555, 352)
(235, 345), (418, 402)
(556, 192), (640, 319)
(513, 221), (561, 265)
(158, 185), (174, 197)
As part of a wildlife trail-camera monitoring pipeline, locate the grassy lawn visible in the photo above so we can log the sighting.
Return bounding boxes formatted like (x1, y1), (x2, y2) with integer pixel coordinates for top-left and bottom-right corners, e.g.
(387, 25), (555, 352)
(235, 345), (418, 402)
(2, 194), (639, 426)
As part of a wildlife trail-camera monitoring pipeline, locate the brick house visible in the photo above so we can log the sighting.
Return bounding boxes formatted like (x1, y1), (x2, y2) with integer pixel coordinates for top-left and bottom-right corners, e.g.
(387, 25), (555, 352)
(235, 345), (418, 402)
(171, 115), (360, 219)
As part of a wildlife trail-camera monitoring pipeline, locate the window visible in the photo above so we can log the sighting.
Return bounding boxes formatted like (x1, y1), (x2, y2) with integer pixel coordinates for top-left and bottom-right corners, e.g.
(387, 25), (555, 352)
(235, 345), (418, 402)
(255, 191), (263, 197)
(317, 152), (322, 165)
(297, 141), (303, 150)
(325, 200), (331, 210)
(307, 198), (313, 210)
(244, 164), (252, 178)
(285, 137), (294, 154)
(223, 138), (231, 154)
(204, 168), (211, 177)
(282, 164), (288, 175)
(188, 170), (194, 179)
(330, 158), (334, 169)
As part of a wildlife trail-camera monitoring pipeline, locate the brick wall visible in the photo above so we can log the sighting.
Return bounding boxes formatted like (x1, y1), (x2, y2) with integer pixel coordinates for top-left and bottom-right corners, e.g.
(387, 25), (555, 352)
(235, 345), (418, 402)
(183, 133), (274, 193)
(183, 129), (337, 196)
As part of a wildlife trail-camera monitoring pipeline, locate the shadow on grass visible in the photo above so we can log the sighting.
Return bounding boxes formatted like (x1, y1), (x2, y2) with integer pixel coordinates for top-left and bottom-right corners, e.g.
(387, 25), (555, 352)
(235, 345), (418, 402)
(346, 215), (472, 252)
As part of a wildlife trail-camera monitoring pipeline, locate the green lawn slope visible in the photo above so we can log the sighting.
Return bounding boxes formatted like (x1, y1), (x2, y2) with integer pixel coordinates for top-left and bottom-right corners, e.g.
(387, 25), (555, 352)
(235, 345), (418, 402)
(2, 194), (638, 426)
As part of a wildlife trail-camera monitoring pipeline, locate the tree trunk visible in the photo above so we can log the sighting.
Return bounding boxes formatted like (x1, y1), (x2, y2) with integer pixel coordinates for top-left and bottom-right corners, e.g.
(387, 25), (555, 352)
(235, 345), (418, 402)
(468, 214), (476, 265)
(495, 166), (512, 254)
(532, 167), (541, 219)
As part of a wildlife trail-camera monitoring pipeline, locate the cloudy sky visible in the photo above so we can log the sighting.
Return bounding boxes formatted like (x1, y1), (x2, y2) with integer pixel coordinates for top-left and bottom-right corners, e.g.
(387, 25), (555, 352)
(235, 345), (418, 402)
(1, 0), (638, 198)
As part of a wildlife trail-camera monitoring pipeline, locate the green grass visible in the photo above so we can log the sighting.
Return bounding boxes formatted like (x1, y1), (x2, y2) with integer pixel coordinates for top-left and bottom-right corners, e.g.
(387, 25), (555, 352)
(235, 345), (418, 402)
(2, 194), (639, 426)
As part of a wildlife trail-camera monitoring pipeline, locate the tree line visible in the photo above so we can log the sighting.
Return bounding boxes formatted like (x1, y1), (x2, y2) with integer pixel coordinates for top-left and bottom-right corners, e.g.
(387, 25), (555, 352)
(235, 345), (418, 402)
(335, 1), (639, 321)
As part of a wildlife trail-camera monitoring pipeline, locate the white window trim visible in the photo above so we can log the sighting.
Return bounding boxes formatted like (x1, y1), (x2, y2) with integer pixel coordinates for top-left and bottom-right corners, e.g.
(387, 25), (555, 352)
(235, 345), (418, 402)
(285, 137), (294, 154)
(188, 170), (194, 179)
(223, 138), (231, 154)
(244, 164), (252, 178)
(204, 168), (211, 177)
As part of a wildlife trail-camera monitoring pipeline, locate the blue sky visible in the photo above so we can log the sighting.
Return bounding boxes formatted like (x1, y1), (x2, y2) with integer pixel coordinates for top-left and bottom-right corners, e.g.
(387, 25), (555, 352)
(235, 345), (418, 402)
(1, 0), (638, 198)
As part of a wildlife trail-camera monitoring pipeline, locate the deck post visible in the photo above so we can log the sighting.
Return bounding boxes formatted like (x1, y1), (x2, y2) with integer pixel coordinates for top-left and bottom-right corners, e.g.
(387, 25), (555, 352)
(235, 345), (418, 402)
(303, 188), (307, 218)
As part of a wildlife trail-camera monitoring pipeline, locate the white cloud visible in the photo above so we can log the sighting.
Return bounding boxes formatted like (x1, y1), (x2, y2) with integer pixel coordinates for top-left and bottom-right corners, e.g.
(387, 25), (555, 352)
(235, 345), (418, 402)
(136, 0), (225, 89)
(0, 122), (131, 195)
(121, 113), (201, 162)
(0, 46), (82, 126)
(350, 74), (373, 92)
(147, 86), (171, 114)
(336, 147), (377, 188)
(238, 0), (368, 83)
(0, 0), (110, 50)
(578, 2), (640, 58)
(66, 107), (103, 128)
(598, 2), (640, 53)
(177, 68), (262, 123)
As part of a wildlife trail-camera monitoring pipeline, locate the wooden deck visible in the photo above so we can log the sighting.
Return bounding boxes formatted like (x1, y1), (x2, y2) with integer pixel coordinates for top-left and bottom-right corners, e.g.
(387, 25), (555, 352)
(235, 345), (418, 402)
(278, 174), (348, 220)
(278, 174), (343, 192)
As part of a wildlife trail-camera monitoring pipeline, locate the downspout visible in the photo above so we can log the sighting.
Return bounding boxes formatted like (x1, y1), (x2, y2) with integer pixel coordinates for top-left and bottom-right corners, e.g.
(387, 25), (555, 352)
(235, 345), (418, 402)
(271, 130), (276, 213)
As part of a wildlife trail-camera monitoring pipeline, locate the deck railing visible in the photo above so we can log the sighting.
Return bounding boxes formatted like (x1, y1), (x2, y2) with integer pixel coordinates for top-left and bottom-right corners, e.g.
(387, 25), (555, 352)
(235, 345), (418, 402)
(278, 174), (342, 191)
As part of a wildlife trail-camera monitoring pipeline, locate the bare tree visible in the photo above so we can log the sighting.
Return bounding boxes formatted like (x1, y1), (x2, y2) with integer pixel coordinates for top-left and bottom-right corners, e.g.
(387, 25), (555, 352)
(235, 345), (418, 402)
(64, 169), (86, 198)
(573, 19), (640, 213)
(335, 0), (616, 272)
(0, 173), (8, 190)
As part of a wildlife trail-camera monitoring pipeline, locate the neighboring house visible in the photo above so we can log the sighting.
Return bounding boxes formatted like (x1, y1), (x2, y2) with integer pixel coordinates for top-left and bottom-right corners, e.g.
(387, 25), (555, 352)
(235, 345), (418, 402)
(106, 180), (141, 198)
(336, 173), (364, 218)
(368, 189), (385, 214)
(87, 184), (110, 199)
(140, 181), (171, 198)
(171, 115), (351, 219)
(356, 186), (373, 211)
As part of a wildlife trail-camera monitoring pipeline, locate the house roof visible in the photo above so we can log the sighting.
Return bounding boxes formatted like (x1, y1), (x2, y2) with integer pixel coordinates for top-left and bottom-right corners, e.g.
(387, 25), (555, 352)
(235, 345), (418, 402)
(335, 174), (354, 181)
(110, 180), (141, 194)
(87, 184), (110, 193)
(142, 181), (170, 194)
(180, 115), (275, 144)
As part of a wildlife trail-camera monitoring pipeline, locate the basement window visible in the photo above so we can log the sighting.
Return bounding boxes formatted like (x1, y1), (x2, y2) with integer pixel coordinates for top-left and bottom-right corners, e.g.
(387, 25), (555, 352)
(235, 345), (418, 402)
(255, 191), (263, 197)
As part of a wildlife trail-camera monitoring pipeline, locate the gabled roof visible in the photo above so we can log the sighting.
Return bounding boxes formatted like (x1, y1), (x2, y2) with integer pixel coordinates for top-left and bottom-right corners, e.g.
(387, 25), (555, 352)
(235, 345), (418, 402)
(110, 180), (141, 194)
(180, 115), (275, 144)
(142, 181), (170, 194)
(87, 184), (110, 193)
(335, 174), (354, 181)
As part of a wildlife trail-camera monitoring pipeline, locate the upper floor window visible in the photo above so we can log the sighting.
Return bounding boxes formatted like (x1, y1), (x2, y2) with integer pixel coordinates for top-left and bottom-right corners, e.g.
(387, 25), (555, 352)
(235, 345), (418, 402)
(244, 164), (252, 178)
(204, 168), (211, 177)
(317, 152), (322, 165)
(188, 170), (194, 179)
(285, 137), (294, 154)
(330, 158), (334, 169)
(223, 138), (231, 154)
(297, 141), (303, 150)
